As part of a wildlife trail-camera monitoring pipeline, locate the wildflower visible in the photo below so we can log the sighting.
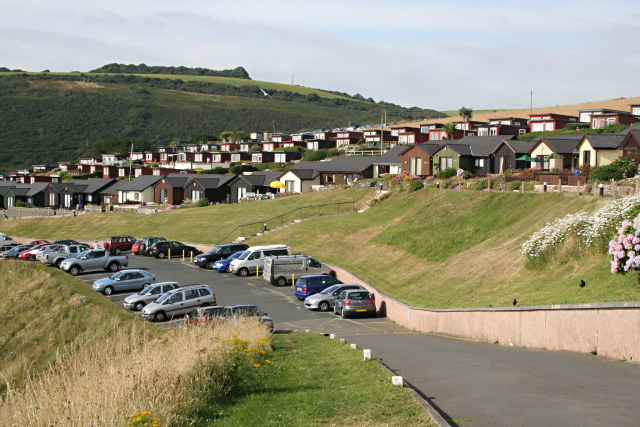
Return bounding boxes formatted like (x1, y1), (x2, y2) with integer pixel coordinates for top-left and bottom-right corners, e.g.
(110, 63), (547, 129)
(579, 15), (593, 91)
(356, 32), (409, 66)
(253, 363), (261, 368)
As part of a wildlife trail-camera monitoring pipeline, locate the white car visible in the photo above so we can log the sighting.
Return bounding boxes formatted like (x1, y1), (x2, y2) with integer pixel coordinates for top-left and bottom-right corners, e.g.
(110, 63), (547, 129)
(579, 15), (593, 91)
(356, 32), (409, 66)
(303, 284), (364, 312)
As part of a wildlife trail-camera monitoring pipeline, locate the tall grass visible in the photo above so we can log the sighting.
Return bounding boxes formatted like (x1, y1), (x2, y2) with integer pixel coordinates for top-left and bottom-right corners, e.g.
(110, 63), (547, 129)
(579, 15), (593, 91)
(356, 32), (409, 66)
(0, 319), (271, 426)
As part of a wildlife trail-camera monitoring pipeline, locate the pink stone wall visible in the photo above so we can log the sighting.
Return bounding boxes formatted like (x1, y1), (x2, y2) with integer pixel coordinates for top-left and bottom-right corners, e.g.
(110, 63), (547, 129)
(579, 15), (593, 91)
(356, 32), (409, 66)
(331, 264), (640, 363)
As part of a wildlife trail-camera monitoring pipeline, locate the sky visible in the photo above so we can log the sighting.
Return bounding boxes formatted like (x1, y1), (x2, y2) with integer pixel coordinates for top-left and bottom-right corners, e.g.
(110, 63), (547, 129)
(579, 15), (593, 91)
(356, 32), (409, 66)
(2, 0), (640, 111)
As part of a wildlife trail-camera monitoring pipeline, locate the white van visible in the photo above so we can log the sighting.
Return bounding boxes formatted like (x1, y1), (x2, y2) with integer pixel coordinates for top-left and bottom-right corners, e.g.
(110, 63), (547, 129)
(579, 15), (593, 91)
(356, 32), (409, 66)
(229, 245), (290, 277)
(263, 254), (334, 286)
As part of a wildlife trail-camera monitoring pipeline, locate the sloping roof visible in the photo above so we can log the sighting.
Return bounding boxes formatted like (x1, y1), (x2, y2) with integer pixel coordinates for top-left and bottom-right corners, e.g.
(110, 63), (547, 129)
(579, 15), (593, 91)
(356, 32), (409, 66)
(25, 182), (49, 197)
(456, 135), (514, 145)
(537, 138), (581, 154)
(436, 144), (473, 156)
(315, 156), (377, 173)
(408, 143), (446, 156)
(157, 173), (192, 188)
(582, 134), (625, 149)
(498, 140), (537, 154)
(116, 175), (163, 191)
(243, 170), (285, 186)
(67, 178), (115, 194)
(100, 180), (128, 196)
(186, 174), (237, 189)
(619, 125), (640, 134)
(374, 146), (406, 165)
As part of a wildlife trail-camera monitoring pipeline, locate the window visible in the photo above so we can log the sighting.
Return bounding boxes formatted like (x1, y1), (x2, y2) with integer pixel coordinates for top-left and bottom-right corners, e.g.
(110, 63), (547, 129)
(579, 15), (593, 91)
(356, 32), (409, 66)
(167, 293), (183, 304)
(477, 128), (488, 136)
(519, 129), (527, 135)
(544, 123), (554, 131)
(307, 258), (321, 268)
(633, 107), (640, 115)
(489, 127), (498, 136)
(184, 289), (200, 300)
(285, 180), (295, 192)
(474, 158), (485, 167)
(532, 123), (544, 132)
(439, 157), (453, 170)
(583, 150), (591, 165)
(191, 190), (201, 201)
(538, 156), (549, 169)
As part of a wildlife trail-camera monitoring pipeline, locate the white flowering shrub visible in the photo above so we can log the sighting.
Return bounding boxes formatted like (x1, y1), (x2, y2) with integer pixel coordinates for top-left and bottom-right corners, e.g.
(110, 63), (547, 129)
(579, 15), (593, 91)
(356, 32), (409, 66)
(521, 194), (640, 259)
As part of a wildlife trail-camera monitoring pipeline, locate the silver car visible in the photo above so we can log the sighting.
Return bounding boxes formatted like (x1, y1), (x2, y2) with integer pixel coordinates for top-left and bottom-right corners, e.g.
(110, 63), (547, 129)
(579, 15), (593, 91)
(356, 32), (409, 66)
(334, 289), (376, 318)
(141, 285), (217, 322)
(92, 269), (156, 295)
(123, 281), (180, 311)
(303, 284), (364, 312)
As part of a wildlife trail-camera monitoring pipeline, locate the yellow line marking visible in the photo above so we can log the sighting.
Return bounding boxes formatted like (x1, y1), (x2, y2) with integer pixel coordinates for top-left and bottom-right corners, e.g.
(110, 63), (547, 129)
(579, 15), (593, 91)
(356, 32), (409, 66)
(426, 332), (483, 342)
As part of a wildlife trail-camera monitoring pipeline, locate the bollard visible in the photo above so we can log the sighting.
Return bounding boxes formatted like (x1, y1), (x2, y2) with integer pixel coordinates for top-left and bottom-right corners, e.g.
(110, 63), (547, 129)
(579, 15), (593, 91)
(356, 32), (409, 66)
(363, 349), (371, 360)
(329, 334), (336, 340)
(190, 251), (193, 263)
(292, 273), (295, 286)
(436, 181), (440, 189)
(392, 376), (404, 387)
(182, 250), (185, 260)
(350, 343), (357, 350)
(543, 181), (547, 193)
(305, 329), (310, 333)
(339, 339), (346, 344)
(256, 266), (259, 277)
(599, 183), (605, 197)
(168, 248), (171, 260)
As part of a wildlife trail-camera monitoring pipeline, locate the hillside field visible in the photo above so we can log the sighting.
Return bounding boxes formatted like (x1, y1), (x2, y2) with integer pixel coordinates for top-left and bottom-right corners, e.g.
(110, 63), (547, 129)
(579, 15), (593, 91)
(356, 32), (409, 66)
(3, 188), (640, 308)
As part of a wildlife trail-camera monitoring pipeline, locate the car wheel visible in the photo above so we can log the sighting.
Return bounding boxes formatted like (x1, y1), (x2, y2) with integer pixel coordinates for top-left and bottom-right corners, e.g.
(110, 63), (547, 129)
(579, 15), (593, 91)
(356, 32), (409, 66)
(54, 259), (62, 268)
(154, 311), (167, 322)
(206, 261), (215, 270)
(157, 252), (166, 259)
(276, 277), (288, 287)
(114, 248), (121, 256)
(103, 286), (114, 296)
(28, 255), (35, 261)
(108, 262), (119, 272)
(238, 267), (249, 277)
(134, 301), (145, 311)
(341, 308), (348, 319)
(68, 266), (80, 276)
(224, 265), (231, 273)
(318, 301), (330, 312)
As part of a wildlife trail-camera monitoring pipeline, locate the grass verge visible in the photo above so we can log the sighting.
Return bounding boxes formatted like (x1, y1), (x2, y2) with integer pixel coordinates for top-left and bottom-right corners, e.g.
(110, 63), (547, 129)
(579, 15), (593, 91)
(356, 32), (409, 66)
(182, 332), (434, 426)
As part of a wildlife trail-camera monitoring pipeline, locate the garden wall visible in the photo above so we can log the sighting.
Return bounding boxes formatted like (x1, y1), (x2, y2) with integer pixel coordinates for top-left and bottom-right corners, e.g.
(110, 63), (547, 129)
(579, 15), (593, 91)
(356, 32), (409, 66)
(331, 265), (640, 363)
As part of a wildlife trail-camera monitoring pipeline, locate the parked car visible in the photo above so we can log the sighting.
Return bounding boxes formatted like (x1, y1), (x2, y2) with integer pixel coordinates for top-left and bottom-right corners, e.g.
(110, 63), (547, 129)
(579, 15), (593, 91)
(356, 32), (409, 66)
(219, 305), (274, 332)
(294, 275), (343, 300)
(123, 281), (181, 311)
(184, 306), (226, 325)
(140, 237), (166, 256)
(212, 251), (243, 273)
(35, 244), (66, 262)
(59, 249), (129, 276)
(18, 243), (50, 261)
(53, 239), (80, 246)
(333, 289), (376, 318)
(131, 240), (142, 255)
(229, 245), (290, 277)
(103, 235), (137, 255)
(193, 243), (249, 269)
(303, 284), (364, 312)
(264, 256), (335, 287)
(92, 269), (156, 295)
(148, 241), (200, 259)
(28, 239), (50, 246)
(42, 244), (91, 268)
(141, 284), (216, 322)
(0, 233), (17, 248)
(0, 244), (33, 259)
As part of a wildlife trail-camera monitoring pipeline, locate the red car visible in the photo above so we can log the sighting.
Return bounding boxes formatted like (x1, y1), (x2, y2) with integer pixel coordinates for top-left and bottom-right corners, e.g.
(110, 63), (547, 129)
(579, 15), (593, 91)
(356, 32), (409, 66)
(103, 236), (137, 255)
(29, 239), (50, 246)
(131, 239), (142, 255)
(18, 243), (50, 261)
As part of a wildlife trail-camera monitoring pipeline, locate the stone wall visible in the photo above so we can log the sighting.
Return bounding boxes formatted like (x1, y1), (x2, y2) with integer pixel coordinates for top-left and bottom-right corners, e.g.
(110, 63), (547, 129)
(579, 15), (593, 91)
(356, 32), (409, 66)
(330, 264), (640, 362)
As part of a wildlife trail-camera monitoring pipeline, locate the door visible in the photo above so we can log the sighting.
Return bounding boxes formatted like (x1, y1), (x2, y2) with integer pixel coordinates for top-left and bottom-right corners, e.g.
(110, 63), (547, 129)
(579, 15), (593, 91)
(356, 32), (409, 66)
(499, 156), (506, 174)
(182, 288), (203, 314)
(237, 187), (246, 201)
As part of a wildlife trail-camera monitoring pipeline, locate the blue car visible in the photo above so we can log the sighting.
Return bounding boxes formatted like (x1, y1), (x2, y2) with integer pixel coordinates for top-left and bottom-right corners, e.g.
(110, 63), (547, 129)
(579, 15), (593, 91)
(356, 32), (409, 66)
(294, 275), (342, 300)
(213, 251), (243, 273)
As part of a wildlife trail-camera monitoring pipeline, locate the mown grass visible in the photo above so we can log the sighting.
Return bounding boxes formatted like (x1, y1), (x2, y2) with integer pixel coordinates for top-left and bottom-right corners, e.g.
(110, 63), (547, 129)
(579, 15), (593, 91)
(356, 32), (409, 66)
(184, 332), (434, 426)
(250, 189), (640, 308)
(0, 188), (370, 244)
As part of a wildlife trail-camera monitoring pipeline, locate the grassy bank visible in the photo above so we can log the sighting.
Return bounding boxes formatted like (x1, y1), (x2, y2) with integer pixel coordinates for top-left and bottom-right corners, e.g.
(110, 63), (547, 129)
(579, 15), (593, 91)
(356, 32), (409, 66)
(185, 332), (434, 426)
(0, 188), (370, 244)
(250, 189), (640, 308)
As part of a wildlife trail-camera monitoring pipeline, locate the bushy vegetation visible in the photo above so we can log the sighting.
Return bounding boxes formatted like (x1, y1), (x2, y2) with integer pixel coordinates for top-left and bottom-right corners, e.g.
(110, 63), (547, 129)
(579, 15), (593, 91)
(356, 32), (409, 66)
(302, 149), (342, 161)
(436, 167), (457, 179)
(408, 180), (424, 192)
(90, 63), (252, 79)
(588, 157), (640, 182)
(518, 123), (631, 141)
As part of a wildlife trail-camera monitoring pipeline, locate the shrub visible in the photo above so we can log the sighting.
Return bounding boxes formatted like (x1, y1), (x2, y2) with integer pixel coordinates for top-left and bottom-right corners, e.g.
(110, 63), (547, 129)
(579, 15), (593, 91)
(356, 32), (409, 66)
(473, 179), (488, 190)
(196, 197), (209, 207)
(436, 168), (457, 179)
(229, 164), (257, 174)
(408, 180), (424, 193)
(589, 157), (639, 182)
(507, 181), (523, 191)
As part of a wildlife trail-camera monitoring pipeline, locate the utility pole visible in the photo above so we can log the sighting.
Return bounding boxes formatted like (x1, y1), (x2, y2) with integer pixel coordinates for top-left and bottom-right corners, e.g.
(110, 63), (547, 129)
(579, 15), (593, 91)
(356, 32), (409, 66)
(128, 142), (134, 181)
(530, 91), (533, 116)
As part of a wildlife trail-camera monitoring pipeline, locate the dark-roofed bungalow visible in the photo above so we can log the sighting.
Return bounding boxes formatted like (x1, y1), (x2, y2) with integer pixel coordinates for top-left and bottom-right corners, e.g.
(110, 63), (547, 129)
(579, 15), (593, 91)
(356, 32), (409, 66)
(67, 178), (116, 206)
(492, 140), (538, 173)
(242, 170), (284, 195)
(373, 145), (406, 177)
(529, 137), (582, 170)
(399, 143), (443, 177)
(116, 175), (163, 204)
(154, 174), (191, 205)
(620, 130), (640, 158)
(458, 136), (515, 176)
(316, 156), (376, 185)
(278, 162), (322, 193)
(576, 134), (625, 168)
(431, 144), (474, 176)
(184, 174), (237, 204)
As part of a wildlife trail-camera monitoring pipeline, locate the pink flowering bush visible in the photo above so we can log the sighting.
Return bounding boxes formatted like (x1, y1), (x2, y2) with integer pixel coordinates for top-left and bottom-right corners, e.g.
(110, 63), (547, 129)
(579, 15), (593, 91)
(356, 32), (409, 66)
(394, 171), (421, 181)
(609, 216), (640, 274)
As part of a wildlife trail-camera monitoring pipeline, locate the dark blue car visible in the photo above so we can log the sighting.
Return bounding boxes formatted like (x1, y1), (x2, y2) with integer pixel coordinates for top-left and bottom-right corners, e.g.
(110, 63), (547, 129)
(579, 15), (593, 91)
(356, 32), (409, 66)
(294, 275), (342, 300)
(213, 251), (243, 273)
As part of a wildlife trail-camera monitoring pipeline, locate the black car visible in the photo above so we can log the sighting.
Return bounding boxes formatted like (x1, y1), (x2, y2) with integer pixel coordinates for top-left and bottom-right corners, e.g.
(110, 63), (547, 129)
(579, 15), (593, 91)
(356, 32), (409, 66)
(140, 237), (166, 256)
(193, 243), (249, 269)
(148, 241), (200, 259)
(53, 239), (80, 246)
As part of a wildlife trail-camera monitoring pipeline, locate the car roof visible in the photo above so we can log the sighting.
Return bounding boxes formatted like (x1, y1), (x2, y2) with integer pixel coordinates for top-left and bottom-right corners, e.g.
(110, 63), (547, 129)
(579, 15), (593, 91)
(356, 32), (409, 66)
(301, 274), (334, 279)
(119, 269), (148, 274)
(165, 284), (211, 294)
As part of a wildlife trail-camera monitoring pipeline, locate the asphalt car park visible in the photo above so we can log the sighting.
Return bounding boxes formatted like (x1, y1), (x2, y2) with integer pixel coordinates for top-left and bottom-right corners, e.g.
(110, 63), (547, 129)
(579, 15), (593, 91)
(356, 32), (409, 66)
(74, 255), (403, 333)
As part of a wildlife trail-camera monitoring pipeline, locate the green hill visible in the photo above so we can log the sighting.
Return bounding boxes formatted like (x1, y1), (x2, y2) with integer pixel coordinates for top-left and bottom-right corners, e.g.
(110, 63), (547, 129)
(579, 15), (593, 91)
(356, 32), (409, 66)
(0, 67), (445, 172)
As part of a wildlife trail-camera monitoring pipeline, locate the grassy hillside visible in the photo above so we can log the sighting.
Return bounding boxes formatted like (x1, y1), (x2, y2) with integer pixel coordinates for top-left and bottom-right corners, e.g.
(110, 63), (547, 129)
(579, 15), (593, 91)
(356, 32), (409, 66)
(0, 188), (371, 243)
(0, 71), (444, 172)
(0, 260), (147, 396)
(249, 190), (640, 308)
(4, 188), (640, 308)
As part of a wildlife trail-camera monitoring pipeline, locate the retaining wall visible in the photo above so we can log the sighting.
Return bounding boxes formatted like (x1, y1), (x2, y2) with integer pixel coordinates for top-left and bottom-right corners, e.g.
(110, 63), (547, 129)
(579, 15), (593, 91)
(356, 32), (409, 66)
(330, 265), (640, 362)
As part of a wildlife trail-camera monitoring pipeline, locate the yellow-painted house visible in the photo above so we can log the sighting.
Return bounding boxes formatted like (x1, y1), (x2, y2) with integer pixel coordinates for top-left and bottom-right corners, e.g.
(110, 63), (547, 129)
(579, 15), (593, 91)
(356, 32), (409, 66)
(576, 134), (625, 168)
(528, 137), (581, 170)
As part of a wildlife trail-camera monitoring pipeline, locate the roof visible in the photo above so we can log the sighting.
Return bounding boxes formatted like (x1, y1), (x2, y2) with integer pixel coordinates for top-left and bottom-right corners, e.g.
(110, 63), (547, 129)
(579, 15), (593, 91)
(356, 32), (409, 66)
(436, 144), (473, 156)
(536, 137), (581, 154)
(243, 170), (285, 186)
(315, 156), (376, 173)
(455, 136), (513, 156)
(100, 180), (128, 196)
(497, 140), (537, 154)
(374, 146), (407, 165)
(186, 174), (237, 189)
(157, 173), (192, 188)
(582, 134), (625, 149)
(116, 175), (163, 191)
(67, 178), (115, 194)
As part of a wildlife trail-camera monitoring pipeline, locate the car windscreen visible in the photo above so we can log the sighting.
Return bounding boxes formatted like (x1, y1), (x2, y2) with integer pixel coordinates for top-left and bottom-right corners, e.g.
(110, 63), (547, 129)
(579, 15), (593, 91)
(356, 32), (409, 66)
(110, 271), (125, 280)
(227, 252), (242, 260)
(155, 293), (171, 303)
(236, 250), (250, 260)
(139, 285), (155, 295)
(77, 250), (91, 258)
(320, 285), (340, 295)
(208, 246), (223, 255)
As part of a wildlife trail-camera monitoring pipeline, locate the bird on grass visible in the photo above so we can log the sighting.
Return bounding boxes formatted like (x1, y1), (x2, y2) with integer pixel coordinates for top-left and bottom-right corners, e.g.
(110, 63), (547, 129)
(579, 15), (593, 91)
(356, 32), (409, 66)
(580, 280), (586, 288)
(512, 299), (518, 306)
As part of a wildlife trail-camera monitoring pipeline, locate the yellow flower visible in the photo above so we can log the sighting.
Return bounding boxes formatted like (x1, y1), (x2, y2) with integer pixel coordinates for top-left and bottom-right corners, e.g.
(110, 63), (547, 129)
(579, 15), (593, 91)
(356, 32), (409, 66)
(265, 359), (275, 365)
(253, 363), (261, 367)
